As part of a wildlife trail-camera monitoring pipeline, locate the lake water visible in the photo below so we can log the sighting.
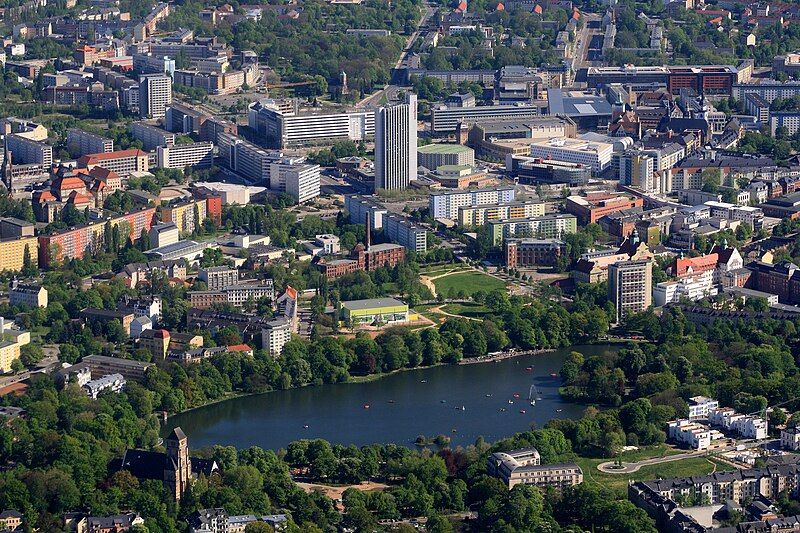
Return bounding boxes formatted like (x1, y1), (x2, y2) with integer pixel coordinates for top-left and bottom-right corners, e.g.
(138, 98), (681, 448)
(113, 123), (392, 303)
(164, 345), (616, 450)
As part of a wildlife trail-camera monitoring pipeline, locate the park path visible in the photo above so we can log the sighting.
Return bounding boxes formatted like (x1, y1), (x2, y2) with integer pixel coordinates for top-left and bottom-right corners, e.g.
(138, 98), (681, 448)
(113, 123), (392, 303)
(596, 450), (702, 474)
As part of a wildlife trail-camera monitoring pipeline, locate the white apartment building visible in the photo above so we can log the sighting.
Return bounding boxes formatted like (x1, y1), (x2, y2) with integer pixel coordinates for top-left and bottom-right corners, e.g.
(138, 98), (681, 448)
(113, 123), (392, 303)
(6, 134), (53, 166)
(529, 137), (613, 173)
(139, 73), (172, 119)
(608, 260), (653, 321)
(709, 407), (768, 440)
(653, 270), (718, 306)
(261, 317), (291, 356)
(66, 128), (113, 156)
(269, 158), (321, 203)
(149, 222), (179, 248)
(429, 187), (516, 220)
(620, 152), (656, 193)
(9, 281), (48, 308)
(781, 426), (800, 451)
(83, 373), (126, 399)
(688, 396), (720, 420)
(667, 419), (716, 450)
(130, 122), (175, 150)
(198, 266), (239, 290)
(375, 93), (417, 190)
(156, 142), (214, 169)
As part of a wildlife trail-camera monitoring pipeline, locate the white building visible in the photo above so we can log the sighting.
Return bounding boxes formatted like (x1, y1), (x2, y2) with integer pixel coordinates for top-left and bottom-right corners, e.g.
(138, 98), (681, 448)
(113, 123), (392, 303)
(529, 137), (613, 173)
(314, 234), (340, 255)
(709, 407), (768, 440)
(653, 270), (718, 306)
(6, 134), (53, 166)
(620, 152), (656, 193)
(130, 316), (153, 339)
(688, 396), (720, 421)
(66, 128), (113, 156)
(139, 73), (172, 119)
(269, 157), (320, 203)
(130, 122), (175, 150)
(217, 132), (281, 184)
(9, 281), (47, 308)
(429, 186), (516, 220)
(156, 142), (214, 169)
(667, 419), (715, 450)
(781, 426), (800, 451)
(375, 93), (417, 190)
(261, 317), (291, 356)
(149, 222), (179, 248)
(83, 373), (126, 399)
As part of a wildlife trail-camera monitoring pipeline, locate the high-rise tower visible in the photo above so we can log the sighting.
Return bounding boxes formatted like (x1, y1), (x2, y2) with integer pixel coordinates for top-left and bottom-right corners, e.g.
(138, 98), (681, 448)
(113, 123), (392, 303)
(375, 93), (417, 191)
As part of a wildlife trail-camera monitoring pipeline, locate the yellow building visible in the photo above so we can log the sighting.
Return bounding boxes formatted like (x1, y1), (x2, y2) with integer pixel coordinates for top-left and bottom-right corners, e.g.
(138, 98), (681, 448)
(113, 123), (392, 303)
(0, 329), (31, 373)
(458, 201), (546, 227)
(0, 236), (37, 272)
(161, 200), (207, 235)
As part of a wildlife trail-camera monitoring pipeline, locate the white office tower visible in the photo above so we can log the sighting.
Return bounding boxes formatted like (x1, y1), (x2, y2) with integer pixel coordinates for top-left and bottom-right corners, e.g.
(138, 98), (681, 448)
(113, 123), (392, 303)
(375, 93), (418, 191)
(139, 74), (172, 119)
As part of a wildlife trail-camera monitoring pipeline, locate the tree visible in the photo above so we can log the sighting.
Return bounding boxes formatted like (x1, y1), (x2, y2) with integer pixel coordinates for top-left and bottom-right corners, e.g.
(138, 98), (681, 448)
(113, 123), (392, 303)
(22, 244), (36, 277)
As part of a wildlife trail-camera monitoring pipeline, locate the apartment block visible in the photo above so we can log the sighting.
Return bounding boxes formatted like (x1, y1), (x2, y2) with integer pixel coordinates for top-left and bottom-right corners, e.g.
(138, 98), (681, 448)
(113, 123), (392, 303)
(77, 149), (149, 177)
(6, 134), (52, 166)
(608, 259), (653, 321)
(130, 122), (175, 150)
(161, 199), (207, 235)
(709, 407), (768, 440)
(139, 73), (172, 119)
(0, 236), (38, 272)
(429, 187), (516, 220)
(269, 158), (321, 203)
(488, 214), (578, 245)
(261, 317), (292, 356)
(156, 142), (214, 170)
(688, 396), (720, 420)
(198, 266), (238, 290)
(458, 201), (545, 227)
(66, 128), (113, 157)
(504, 238), (566, 268)
(9, 280), (47, 308)
(384, 213), (427, 253)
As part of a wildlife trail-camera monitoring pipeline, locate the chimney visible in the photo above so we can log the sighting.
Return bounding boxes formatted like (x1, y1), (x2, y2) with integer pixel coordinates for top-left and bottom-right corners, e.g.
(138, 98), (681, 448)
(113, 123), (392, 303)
(365, 212), (371, 250)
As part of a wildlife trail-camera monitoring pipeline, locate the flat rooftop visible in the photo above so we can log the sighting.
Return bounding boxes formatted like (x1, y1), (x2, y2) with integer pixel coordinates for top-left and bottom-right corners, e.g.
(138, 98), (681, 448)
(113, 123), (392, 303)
(418, 143), (473, 154)
(341, 297), (407, 310)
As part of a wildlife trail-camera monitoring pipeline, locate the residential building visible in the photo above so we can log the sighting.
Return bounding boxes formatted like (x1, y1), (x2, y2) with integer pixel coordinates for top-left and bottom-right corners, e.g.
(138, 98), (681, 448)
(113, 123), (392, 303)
(130, 122), (175, 150)
(66, 128), (113, 156)
(70, 355), (153, 382)
(188, 508), (227, 533)
(161, 199), (208, 235)
(84, 513), (144, 533)
(458, 201), (545, 227)
(5, 134), (52, 166)
(487, 447), (583, 489)
(429, 187), (516, 220)
(8, 280), (47, 308)
(771, 111), (800, 136)
(504, 238), (566, 268)
(619, 152), (657, 193)
(139, 73), (172, 119)
(375, 93), (417, 190)
(0, 322), (30, 374)
(745, 92), (770, 123)
(81, 308), (135, 335)
(688, 396), (719, 420)
(345, 195), (388, 229)
(781, 427), (800, 451)
(248, 99), (374, 148)
(0, 510), (23, 532)
(709, 407), (768, 439)
(608, 259), (653, 321)
(83, 373), (126, 399)
(189, 281), (274, 309)
(384, 213), (427, 253)
(157, 142), (214, 170)
(139, 329), (171, 359)
(0, 217), (34, 240)
(149, 222), (179, 248)
(77, 149), (149, 177)
(667, 419), (716, 450)
(653, 270), (717, 306)
(261, 317), (291, 356)
(340, 297), (409, 326)
(418, 143), (475, 169)
(747, 261), (800, 304)
(199, 266), (239, 290)
(488, 214), (578, 245)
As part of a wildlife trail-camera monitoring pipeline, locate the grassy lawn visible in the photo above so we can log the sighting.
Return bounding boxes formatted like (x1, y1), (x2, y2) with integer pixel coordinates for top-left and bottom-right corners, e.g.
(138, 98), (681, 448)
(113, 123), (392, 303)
(576, 446), (732, 495)
(441, 302), (489, 318)
(420, 264), (470, 276)
(432, 271), (506, 298)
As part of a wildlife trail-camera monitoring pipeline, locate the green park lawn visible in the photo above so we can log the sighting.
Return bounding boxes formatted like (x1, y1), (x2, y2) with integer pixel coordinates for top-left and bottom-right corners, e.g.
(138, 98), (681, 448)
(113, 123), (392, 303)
(432, 271), (506, 298)
(440, 302), (489, 318)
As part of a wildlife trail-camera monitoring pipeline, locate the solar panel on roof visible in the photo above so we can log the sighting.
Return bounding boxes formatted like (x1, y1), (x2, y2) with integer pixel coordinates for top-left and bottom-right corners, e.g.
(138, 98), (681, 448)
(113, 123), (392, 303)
(573, 103), (597, 114)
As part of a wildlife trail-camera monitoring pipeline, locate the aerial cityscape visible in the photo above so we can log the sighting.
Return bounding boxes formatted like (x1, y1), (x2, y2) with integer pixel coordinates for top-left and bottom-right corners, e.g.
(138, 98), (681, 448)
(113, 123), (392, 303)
(6, 0), (800, 531)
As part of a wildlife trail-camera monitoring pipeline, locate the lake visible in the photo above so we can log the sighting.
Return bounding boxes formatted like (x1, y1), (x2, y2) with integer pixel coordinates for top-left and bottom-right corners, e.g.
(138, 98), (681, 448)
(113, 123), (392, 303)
(164, 345), (616, 450)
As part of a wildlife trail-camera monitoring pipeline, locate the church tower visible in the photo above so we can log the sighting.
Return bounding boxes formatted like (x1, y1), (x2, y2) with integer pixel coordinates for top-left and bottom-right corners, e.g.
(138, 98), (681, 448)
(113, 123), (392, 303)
(164, 427), (192, 501)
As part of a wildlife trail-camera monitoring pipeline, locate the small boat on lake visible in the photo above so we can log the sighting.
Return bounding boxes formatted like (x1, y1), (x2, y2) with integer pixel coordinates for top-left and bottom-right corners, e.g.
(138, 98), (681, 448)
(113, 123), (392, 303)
(363, 404), (370, 409)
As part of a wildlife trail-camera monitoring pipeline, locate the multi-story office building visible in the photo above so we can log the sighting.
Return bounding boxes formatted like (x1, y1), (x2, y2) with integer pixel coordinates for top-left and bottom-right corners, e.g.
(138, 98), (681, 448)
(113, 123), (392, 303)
(84, 373), (126, 399)
(156, 142), (214, 169)
(189, 282), (274, 309)
(132, 53), (176, 75)
(384, 213), (427, 253)
(653, 270), (717, 306)
(6, 134), (52, 166)
(458, 201), (545, 227)
(248, 99), (375, 148)
(375, 93), (417, 191)
(268, 158), (321, 203)
(130, 122), (175, 150)
(345, 195), (388, 229)
(198, 266), (239, 291)
(488, 214), (577, 244)
(66, 128), (113, 157)
(565, 193), (644, 224)
(139, 73), (172, 119)
(77, 149), (149, 177)
(529, 137), (613, 173)
(418, 143), (475, 169)
(216, 132), (280, 184)
(261, 317), (292, 356)
(429, 187), (516, 220)
(608, 259), (653, 321)
(430, 104), (540, 133)
(585, 66), (670, 89)
(508, 156), (591, 186)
